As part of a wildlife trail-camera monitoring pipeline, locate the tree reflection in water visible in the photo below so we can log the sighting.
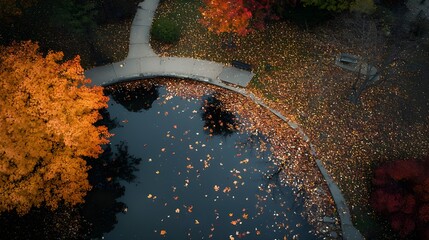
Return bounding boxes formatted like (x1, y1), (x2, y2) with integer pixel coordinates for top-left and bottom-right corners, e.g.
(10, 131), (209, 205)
(0, 110), (141, 240)
(106, 81), (159, 112)
(201, 95), (239, 136)
(83, 141), (142, 239)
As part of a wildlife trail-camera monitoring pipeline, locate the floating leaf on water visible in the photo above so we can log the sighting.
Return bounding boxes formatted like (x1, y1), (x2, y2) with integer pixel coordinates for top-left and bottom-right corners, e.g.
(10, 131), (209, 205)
(187, 205), (193, 212)
(186, 164), (194, 169)
(240, 159), (249, 164)
(230, 219), (241, 225)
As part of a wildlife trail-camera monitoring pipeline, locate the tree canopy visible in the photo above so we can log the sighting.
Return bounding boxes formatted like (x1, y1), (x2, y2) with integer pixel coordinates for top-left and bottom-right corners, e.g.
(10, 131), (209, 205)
(245, 0), (277, 30)
(301, 0), (376, 13)
(199, 0), (253, 36)
(0, 41), (109, 214)
(50, 0), (97, 35)
(300, 0), (351, 11)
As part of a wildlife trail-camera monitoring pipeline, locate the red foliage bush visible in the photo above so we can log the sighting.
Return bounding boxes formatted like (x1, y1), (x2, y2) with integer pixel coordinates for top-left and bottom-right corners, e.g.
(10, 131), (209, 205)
(244, 0), (278, 30)
(371, 157), (429, 239)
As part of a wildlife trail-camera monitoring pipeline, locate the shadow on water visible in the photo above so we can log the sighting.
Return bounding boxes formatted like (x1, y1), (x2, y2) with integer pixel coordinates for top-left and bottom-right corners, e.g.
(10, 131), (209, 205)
(82, 141), (142, 239)
(201, 95), (239, 137)
(0, 113), (141, 240)
(106, 82), (159, 112)
(95, 108), (120, 131)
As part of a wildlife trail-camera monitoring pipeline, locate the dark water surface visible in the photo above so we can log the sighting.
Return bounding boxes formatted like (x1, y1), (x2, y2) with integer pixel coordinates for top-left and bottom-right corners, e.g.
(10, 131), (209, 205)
(103, 83), (320, 240)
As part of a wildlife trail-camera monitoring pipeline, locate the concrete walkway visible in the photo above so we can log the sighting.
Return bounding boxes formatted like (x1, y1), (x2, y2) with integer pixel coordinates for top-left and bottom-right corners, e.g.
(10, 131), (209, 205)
(127, 0), (158, 58)
(316, 160), (364, 240)
(84, 1), (364, 239)
(86, 56), (224, 86)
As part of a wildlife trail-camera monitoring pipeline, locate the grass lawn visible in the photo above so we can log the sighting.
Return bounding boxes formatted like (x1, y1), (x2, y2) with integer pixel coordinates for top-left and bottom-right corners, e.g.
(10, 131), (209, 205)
(150, 0), (429, 238)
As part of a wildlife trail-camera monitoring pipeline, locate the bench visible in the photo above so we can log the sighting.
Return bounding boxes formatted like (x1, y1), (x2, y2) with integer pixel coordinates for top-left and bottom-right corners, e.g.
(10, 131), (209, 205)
(231, 60), (252, 72)
(339, 53), (359, 64)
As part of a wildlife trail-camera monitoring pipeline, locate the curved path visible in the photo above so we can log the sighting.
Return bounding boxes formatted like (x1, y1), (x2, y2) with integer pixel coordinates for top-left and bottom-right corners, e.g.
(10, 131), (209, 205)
(85, 1), (363, 239)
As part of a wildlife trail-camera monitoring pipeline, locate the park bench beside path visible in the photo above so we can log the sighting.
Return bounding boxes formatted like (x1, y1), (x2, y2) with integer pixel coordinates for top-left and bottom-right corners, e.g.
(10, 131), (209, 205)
(84, 1), (364, 239)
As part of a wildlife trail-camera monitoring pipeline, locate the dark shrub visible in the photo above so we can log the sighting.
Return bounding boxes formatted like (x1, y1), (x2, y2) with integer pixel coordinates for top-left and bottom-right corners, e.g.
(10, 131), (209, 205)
(96, 0), (140, 24)
(151, 16), (181, 44)
(281, 5), (332, 28)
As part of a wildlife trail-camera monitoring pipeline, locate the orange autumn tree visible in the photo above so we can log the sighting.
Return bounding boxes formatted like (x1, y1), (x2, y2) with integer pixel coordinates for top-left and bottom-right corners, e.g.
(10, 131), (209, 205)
(199, 0), (252, 40)
(0, 41), (109, 215)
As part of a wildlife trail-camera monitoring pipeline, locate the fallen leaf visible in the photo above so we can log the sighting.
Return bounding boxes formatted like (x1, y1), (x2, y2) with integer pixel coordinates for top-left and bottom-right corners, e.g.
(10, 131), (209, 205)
(187, 205), (193, 212)
(186, 164), (194, 169)
(231, 219), (240, 225)
(240, 159), (249, 164)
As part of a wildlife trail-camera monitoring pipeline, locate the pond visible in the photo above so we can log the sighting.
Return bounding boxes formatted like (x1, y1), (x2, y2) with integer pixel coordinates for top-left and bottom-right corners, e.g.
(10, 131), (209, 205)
(0, 79), (324, 240)
(101, 80), (320, 240)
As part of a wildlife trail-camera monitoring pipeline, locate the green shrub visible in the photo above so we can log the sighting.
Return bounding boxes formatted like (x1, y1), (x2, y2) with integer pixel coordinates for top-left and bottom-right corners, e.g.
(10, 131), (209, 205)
(151, 16), (181, 44)
(350, 0), (376, 15)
